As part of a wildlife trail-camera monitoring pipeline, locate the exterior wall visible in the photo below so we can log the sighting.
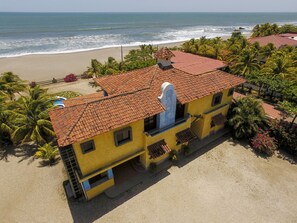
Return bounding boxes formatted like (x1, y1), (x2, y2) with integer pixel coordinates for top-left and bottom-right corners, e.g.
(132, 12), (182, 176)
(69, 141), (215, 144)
(73, 120), (144, 177)
(188, 88), (233, 138)
(142, 117), (191, 168)
(200, 105), (230, 138)
(67, 87), (234, 200)
(85, 178), (114, 200)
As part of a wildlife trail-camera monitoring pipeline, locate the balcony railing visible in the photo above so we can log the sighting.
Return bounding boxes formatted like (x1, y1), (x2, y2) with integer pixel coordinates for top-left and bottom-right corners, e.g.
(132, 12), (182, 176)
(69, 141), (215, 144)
(145, 114), (191, 137)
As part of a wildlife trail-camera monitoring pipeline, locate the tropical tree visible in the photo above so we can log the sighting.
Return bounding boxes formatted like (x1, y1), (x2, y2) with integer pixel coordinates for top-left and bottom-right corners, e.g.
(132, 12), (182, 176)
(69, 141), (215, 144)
(246, 73), (269, 97)
(0, 72), (27, 100)
(261, 51), (297, 80)
(86, 59), (103, 77)
(35, 143), (59, 165)
(123, 45), (156, 71)
(11, 86), (55, 145)
(252, 23), (280, 37)
(0, 95), (14, 145)
(229, 47), (260, 76)
(279, 100), (297, 129)
(210, 37), (224, 59)
(279, 24), (297, 34)
(229, 97), (267, 139)
(259, 43), (276, 60)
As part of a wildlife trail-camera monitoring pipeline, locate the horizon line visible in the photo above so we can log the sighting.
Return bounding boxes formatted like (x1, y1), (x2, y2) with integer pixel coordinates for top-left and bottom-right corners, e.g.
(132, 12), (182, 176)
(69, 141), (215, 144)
(1, 11), (297, 13)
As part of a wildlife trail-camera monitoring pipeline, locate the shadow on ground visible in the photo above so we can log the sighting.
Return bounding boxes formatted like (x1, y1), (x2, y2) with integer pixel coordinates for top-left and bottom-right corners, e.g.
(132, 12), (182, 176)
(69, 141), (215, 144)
(67, 135), (232, 223)
(37, 157), (61, 167)
(277, 150), (297, 165)
(67, 169), (170, 223)
(0, 143), (36, 164)
(178, 134), (231, 168)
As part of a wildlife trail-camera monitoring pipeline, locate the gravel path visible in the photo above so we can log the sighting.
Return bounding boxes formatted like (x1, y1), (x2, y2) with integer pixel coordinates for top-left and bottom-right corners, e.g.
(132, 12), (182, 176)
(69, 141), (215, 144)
(1, 139), (297, 223)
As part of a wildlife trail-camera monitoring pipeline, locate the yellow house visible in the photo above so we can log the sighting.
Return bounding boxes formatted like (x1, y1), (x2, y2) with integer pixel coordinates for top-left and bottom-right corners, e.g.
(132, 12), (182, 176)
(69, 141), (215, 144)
(49, 48), (245, 200)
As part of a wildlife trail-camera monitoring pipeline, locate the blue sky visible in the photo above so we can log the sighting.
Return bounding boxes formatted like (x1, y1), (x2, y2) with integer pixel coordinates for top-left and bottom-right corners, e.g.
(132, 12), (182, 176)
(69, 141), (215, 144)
(0, 0), (296, 12)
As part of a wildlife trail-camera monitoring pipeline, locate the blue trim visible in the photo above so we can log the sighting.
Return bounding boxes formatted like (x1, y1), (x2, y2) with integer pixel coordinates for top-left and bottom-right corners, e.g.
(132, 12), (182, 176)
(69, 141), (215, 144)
(107, 169), (114, 179)
(82, 180), (91, 191)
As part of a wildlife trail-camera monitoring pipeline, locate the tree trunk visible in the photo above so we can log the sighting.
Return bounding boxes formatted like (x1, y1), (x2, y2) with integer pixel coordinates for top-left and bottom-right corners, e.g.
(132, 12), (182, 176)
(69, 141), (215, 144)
(258, 84), (262, 97)
(241, 84), (244, 92)
(270, 90), (274, 100)
(290, 114), (297, 129)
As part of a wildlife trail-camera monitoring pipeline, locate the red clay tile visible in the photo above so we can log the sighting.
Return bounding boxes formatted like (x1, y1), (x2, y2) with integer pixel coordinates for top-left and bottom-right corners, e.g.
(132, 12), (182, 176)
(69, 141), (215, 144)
(249, 34), (297, 48)
(50, 50), (245, 147)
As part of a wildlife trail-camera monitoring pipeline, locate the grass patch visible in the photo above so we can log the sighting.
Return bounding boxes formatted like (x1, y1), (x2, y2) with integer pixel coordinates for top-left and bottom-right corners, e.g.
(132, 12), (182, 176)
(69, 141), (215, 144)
(50, 91), (82, 99)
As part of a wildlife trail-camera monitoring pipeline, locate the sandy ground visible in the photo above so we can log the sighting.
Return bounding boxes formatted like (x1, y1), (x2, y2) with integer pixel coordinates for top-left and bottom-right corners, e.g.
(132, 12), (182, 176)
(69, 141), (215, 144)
(0, 42), (183, 82)
(46, 79), (98, 95)
(1, 138), (297, 223)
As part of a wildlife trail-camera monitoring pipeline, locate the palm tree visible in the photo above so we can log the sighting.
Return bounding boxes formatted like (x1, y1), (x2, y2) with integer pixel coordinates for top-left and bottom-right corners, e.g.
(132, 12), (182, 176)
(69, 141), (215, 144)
(86, 59), (103, 77)
(259, 43), (276, 60)
(229, 97), (267, 139)
(0, 95), (14, 144)
(210, 37), (224, 59)
(230, 48), (260, 76)
(279, 100), (297, 129)
(261, 51), (296, 80)
(35, 143), (59, 165)
(0, 72), (27, 100)
(11, 86), (55, 145)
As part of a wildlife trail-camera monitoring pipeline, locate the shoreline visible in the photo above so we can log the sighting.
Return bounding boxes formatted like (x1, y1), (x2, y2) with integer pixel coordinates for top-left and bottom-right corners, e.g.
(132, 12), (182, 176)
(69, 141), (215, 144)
(0, 41), (185, 82)
(0, 35), (238, 82)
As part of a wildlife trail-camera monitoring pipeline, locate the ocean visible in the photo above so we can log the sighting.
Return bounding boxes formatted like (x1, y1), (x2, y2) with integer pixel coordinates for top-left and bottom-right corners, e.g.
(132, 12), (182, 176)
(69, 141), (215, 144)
(0, 12), (297, 58)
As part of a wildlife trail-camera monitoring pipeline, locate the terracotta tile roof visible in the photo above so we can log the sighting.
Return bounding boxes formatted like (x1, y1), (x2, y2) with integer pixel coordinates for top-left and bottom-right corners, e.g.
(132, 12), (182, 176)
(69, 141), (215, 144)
(147, 140), (171, 159)
(171, 51), (226, 75)
(211, 113), (227, 126)
(249, 35), (297, 48)
(233, 92), (284, 120)
(154, 47), (175, 59)
(176, 128), (197, 144)
(63, 92), (105, 107)
(51, 51), (245, 147)
(279, 33), (297, 38)
(96, 66), (245, 104)
(49, 89), (165, 147)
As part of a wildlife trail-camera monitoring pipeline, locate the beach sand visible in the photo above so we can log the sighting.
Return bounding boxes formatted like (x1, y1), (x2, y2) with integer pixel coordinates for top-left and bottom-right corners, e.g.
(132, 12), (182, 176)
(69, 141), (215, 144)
(0, 42), (183, 82)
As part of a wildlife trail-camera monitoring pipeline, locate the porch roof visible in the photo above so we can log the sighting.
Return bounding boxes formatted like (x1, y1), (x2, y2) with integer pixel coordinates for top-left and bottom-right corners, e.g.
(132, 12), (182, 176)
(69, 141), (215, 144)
(147, 140), (171, 160)
(176, 128), (197, 144)
(212, 113), (227, 126)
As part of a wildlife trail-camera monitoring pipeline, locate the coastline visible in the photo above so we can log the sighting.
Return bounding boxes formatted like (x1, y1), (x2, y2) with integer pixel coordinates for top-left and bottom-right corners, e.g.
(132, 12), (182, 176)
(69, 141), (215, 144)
(0, 41), (184, 82)
(0, 35), (237, 82)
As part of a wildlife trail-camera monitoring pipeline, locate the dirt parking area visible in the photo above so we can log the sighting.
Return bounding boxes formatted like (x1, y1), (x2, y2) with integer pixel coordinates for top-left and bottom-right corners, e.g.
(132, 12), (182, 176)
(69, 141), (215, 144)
(1, 138), (297, 223)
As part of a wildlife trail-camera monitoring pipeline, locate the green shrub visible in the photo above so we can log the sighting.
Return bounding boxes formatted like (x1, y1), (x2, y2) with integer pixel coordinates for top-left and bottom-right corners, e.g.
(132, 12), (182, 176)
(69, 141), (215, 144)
(29, 81), (37, 88)
(170, 150), (179, 164)
(269, 120), (297, 156)
(52, 78), (57, 83)
(35, 143), (59, 165)
(50, 91), (81, 99)
(182, 145), (191, 156)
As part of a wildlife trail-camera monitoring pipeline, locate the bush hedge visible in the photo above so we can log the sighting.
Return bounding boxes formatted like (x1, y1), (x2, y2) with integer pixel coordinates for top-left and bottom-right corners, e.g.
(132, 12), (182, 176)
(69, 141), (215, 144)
(64, 73), (77, 82)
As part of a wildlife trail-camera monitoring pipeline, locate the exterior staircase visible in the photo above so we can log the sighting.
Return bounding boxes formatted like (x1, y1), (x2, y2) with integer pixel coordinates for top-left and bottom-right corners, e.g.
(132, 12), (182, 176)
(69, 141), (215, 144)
(59, 146), (83, 199)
